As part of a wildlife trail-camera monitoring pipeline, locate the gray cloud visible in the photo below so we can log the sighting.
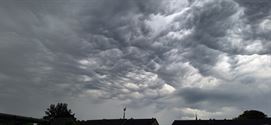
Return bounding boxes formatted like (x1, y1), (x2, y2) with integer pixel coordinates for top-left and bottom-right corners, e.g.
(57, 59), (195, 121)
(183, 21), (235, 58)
(1, 0), (271, 125)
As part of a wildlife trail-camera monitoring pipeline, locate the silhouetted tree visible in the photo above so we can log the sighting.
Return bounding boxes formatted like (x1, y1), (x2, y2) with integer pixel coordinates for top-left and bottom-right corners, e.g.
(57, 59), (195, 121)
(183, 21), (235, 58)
(234, 110), (267, 120)
(43, 103), (76, 121)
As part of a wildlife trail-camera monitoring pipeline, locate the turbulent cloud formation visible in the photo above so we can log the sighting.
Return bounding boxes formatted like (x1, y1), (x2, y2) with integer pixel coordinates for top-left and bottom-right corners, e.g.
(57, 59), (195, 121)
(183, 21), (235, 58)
(0, 0), (271, 125)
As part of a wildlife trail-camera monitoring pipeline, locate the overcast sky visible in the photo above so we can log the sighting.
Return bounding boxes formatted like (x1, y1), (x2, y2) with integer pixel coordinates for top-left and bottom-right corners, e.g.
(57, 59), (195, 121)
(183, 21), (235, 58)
(1, 0), (271, 125)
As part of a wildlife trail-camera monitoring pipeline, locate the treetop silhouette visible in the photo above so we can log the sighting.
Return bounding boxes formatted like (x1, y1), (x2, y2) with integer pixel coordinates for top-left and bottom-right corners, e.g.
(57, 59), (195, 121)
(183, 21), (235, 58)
(235, 110), (267, 120)
(43, 103), (76, 121)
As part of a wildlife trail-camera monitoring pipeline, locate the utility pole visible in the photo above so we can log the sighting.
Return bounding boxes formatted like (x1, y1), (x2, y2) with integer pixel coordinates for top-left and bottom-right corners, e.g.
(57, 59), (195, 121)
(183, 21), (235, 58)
(123, 107), (126, 119)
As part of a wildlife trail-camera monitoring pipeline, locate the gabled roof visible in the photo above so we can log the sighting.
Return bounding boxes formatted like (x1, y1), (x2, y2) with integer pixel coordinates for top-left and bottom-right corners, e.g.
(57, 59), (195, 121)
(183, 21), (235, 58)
(172, 119), (271, 125)
(80, 118), (158, 125)
(124, 119), (159, 125)
(80, 119), (126, 125)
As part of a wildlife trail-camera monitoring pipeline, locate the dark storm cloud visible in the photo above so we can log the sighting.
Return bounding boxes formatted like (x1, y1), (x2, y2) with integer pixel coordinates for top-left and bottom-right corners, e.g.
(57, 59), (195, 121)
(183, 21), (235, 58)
(233, 0), (271, 54)
(1, 0), (271, 125)
(0, 0), (172, 117)
(179, 87), (244, 104)
(234, 0), (271, 23)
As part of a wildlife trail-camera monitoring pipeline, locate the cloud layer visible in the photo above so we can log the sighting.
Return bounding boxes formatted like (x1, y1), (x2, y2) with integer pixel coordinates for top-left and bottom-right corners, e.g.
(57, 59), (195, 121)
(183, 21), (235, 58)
(0, 0), (271, 125)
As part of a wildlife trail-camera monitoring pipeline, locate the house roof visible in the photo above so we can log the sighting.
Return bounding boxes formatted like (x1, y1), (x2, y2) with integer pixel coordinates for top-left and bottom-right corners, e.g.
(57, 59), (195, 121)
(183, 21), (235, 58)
(0, 112), (48, 123)
(172, 119), (271, 125)
(80, 118), (158, 125)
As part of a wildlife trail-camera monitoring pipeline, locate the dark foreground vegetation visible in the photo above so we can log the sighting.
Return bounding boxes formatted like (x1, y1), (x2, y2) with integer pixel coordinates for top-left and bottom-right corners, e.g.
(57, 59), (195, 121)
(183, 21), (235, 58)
(0, 103), (270, 125)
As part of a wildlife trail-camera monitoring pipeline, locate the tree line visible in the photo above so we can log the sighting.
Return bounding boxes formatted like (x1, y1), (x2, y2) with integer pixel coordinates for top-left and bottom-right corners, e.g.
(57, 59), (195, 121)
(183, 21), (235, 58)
(42, 103), (269, 125)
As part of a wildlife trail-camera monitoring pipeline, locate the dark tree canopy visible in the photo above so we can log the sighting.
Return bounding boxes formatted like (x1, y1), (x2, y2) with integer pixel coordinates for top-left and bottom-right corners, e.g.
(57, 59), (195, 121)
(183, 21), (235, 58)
(235, 110), (267, 120)
(43, 103), (76, 121)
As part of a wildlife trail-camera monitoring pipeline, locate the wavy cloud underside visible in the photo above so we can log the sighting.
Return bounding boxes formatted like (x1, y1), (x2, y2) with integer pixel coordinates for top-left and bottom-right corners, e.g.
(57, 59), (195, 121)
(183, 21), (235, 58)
(0, 0), (271, 125)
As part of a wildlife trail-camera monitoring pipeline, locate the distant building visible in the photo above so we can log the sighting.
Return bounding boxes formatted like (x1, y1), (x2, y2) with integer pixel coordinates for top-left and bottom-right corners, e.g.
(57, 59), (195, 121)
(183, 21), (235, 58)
(79, 118), (159, 125)
(0, 112), (48, 125)
(50, 117), (77, 125)
(172, 119), (271, 125)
